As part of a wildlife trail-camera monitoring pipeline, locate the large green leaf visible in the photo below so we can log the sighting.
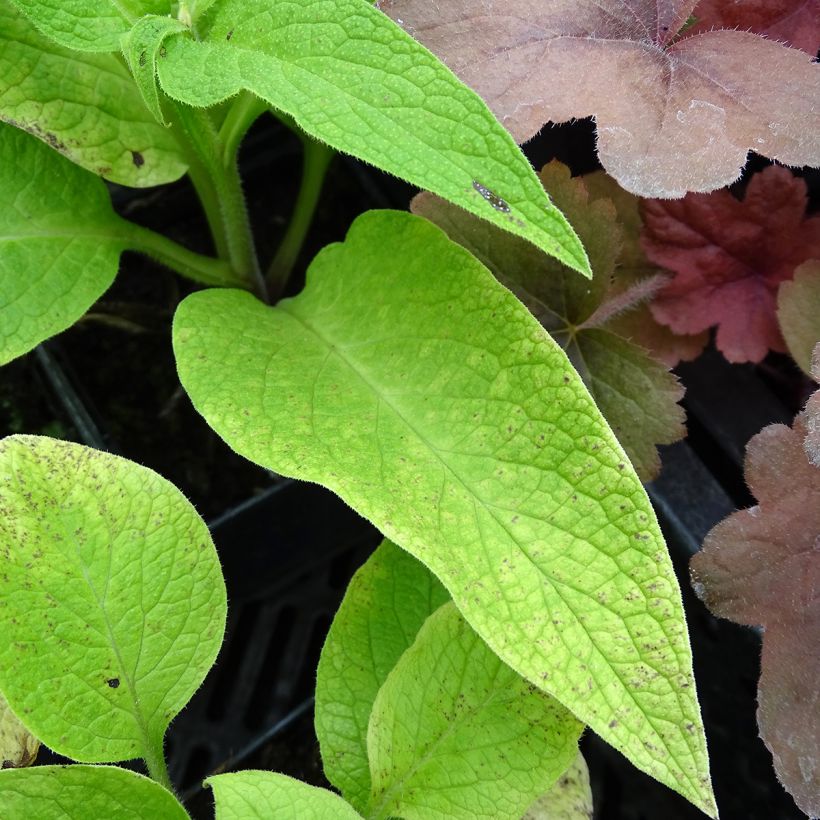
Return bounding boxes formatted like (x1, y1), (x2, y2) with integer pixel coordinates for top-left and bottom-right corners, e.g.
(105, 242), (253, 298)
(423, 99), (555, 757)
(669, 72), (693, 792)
(173, 209), (715, 815)
(0, 435), (226, 769)
(0, 3), (187, 186)
(207, 771), (362, 819)
(0, 124), (123, 365)
(366, 602), (582, 819)
(316, 540), (449, 810)
(156, 0), (589, 273)
(8, 0), (171, 51)
(0, 765), (188, 819)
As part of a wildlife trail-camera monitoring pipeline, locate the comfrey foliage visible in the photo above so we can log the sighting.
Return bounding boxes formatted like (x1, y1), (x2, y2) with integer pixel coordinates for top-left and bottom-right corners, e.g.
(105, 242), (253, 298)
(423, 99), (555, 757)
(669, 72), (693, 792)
(22, 1), (820, 817)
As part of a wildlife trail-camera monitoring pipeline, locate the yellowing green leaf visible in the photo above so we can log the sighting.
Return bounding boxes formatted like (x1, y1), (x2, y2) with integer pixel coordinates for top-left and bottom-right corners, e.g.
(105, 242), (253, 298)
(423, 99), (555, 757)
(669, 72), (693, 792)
(0, 765), (189, 819)
(413, 162), (685, 481)
(156, 0), (589, 273)
(0, 3), (187, 186)
(366, 602), (582, 819)
(207, 771), (362, 820)
(316, 540), (449, 810)
(0, 693), (39, 769)
(0, 436), (226, 768)
(0, 124), (123, 365)
(8, 0), (172, 52)
(173, 209), (714, 814)
(523, 752), (593, 820)
(777, 261), (820, 377)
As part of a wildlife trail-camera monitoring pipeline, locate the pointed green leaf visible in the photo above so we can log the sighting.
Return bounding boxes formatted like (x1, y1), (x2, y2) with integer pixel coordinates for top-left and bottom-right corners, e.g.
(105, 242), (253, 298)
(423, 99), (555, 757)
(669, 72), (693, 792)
(523, 751), (593, 820)
(0, 124), (126, 365)
(0, 692), (39, 769)
(207, 771), (362, 820)
(0, 765), (189, 819)
(0, 3), (187, 186)
(8, 0), (173, 52)
(316, 539), (449, 810)
(122, 14), (187, 125)
(173, 209), (715, 814)
(0, 435), (227, 765)
(366, 602), (582, 819)
(155, 0), (589, 273)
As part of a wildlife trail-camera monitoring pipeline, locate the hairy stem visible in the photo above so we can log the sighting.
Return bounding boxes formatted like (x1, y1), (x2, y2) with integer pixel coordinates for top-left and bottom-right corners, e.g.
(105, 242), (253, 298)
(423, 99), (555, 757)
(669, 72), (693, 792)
(267, 139), (334, 299)
(219, 91), (268, 166)
(124, 221), (243, 288)
(171, 103), (268, 301)
(143, 734), (173, 793)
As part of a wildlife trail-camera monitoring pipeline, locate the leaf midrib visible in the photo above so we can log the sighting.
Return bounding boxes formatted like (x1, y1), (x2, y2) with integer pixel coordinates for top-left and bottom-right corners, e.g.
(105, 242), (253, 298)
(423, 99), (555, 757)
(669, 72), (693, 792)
(279, 299), (696, 793)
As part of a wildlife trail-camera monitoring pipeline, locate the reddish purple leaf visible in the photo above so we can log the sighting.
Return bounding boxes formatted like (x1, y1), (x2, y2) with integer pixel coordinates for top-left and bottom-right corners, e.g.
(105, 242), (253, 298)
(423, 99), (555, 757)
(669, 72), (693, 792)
(690, 0), (820, 55)
(690, 392), (820, 817)
(641, 166), (820, 363)
(379, 0), (820, 197)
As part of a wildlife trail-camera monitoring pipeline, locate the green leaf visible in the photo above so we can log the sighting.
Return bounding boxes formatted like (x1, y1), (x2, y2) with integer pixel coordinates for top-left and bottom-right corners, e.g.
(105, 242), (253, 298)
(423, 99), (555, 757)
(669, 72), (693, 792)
(0, 765), (189, 819)
(0, 3), (187, 186)
(8, 0), (173, 52)
(412, 162), (686, 481)
(122, 14), (187, 125)
(207, 771), (362, 819)
(777, 260), (820, 377)
(0, 435), (226, 769)
(0, 124), (126, 365)
(316, 539), (449, 810)
(0, 692), (39, 769)
(173, 209), (715, 815)
(523, 751), (593, 820)
(155, 0), (589, 273)
(366, 602), (582, 819)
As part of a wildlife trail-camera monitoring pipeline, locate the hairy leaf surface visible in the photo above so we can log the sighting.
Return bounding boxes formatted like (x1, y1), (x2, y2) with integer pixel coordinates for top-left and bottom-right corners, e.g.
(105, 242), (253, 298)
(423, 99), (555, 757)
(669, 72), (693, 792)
(156, 0), (589, 272)
(0, 4), (186, 186)
(413, 162), (685, 480)
(689, 0), (820, 54)
(380, 0), (820, 197)
(0, 765), (188, 819)
(642, 166), (820, 363)
(523, 752), (593, 820)
(690, 388), (820, 818)
(8, 0), (171, 51)
(367, 602), (581, 819)
(0, 436), (226, 764)
(316, 540), (449, 810)
(207, 771), (362, 819)
(777, 261), (820, 377)
(0, 693), (39, 769)
(174, 209), (715, 814)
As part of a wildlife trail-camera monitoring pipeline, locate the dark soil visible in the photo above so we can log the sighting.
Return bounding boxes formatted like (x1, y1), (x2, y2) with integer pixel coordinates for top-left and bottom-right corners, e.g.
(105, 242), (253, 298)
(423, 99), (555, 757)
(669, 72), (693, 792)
(0, 355), (78, 441)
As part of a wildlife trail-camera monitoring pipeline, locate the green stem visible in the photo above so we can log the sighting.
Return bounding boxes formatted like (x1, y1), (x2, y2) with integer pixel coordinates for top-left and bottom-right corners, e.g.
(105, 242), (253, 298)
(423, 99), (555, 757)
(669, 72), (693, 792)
(180, 143), (232, 261)
(266, 139), (334, 299)
(219, 91), (268, 166)
(125, 221), (243, 288)
(171, 103), (268, 301)
(144, 735), (173, 793)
